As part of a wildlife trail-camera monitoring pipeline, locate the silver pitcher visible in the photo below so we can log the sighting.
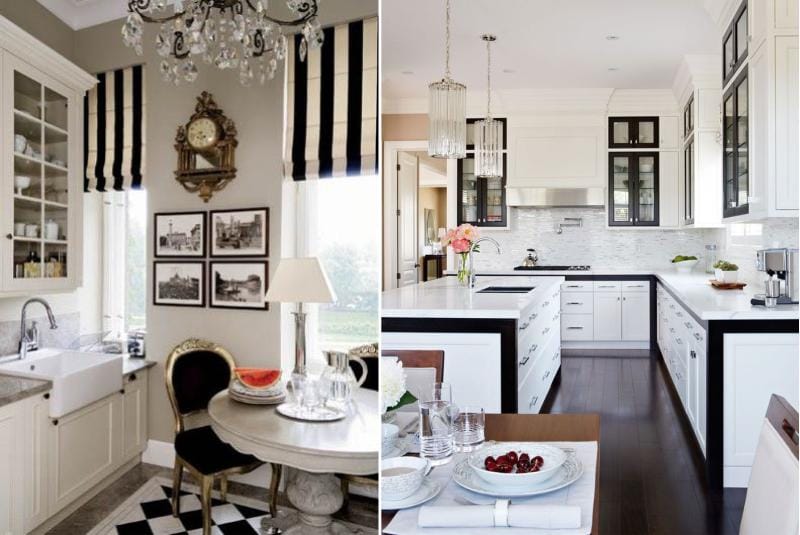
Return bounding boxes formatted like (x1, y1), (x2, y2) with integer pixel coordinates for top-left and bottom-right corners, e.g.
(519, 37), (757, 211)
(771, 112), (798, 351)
(321, 350), (367, 408)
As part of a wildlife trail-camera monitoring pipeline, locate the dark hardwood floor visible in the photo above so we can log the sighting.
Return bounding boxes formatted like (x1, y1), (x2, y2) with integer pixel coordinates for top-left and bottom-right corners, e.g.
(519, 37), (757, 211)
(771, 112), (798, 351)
(542, 352), (745, 535)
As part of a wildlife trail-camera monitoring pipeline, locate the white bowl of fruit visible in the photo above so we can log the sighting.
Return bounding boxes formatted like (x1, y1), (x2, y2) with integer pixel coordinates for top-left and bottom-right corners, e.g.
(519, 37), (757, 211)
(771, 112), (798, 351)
(467, 443), (567, 489)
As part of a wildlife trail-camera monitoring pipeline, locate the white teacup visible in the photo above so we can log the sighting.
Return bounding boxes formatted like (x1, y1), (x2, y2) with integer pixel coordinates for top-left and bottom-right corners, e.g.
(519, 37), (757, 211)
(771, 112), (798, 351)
(25, 224), (39, 238)
(382, 423), (399, 451)
(381, 456), (430, 501)
(14, 134), (26, 153)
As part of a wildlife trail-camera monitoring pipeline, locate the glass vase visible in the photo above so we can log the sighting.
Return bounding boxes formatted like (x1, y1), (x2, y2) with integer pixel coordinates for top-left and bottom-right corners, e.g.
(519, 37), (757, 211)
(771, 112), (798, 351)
(456, 252), (470, 287)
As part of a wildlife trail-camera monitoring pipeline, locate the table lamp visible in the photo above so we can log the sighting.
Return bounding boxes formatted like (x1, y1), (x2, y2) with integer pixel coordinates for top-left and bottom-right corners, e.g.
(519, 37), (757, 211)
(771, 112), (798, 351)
(265, 257), (336, 376)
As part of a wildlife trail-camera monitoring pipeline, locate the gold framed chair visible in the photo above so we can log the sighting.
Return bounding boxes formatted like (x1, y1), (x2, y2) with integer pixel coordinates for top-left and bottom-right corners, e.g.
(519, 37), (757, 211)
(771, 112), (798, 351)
(165, 338), (283, 534)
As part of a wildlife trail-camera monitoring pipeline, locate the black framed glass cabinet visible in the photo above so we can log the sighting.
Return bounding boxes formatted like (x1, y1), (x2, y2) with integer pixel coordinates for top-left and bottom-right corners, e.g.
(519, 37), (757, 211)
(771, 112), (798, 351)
(608, 153), (660, 226)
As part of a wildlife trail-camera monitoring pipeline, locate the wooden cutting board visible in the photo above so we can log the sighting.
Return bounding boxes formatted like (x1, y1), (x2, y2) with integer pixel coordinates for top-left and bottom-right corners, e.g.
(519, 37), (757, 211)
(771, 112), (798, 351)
(710, 279), (747, 290)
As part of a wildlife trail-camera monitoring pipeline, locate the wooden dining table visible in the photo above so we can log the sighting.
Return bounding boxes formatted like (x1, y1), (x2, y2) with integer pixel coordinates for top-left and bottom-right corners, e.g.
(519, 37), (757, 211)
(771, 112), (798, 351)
(382, 413), (601, 534)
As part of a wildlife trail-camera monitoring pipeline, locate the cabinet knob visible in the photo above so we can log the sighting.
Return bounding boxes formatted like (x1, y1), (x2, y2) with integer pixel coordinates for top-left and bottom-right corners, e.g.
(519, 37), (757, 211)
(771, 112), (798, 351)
(43, 392), (50, 400)
(5, 234), (11, 240)
(128, 373), (137, 382)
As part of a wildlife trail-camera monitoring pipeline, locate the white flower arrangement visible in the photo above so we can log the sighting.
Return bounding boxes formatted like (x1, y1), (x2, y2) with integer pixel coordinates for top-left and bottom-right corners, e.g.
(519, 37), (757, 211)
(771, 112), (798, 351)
(380, 357), (416, 414)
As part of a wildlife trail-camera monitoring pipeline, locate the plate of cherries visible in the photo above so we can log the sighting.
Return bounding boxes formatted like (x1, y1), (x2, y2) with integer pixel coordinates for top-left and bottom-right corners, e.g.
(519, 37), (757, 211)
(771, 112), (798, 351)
(467, 443), (568, 488)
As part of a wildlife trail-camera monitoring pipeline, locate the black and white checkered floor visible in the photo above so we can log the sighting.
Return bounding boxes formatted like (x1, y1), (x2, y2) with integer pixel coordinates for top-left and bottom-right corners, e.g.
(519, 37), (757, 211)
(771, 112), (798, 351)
(87, 477), (274, 535)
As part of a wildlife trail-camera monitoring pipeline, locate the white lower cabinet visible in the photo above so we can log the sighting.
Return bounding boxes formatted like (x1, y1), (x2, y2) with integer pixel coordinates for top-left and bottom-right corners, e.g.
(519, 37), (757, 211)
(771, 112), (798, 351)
(0, 400), (24, 535)
(621, 292), (650, 341)
(122, 372), (148, 461)
(23, 393), (50, 532)
(593, 293), (622, 340)
(562, 280), (650, 346)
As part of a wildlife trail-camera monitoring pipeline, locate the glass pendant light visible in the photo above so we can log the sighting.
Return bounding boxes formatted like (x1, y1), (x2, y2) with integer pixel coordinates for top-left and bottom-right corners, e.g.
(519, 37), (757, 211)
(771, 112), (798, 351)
(428, 0), (466, 159)
(474, 34), (503, 178)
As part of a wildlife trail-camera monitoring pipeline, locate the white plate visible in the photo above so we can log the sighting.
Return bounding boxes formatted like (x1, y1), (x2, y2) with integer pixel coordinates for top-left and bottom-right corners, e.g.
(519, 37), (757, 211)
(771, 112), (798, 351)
(453, 451), (584, 498)
(276, 402), (347, 422)
(382, 435), (413, 459)
(380, 479), (442, 511)
(468, 442), (567, 488)
(230, 391), (286, 405)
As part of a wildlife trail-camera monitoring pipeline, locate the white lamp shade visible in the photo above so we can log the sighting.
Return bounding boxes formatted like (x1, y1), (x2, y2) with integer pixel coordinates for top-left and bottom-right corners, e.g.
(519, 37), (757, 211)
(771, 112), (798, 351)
(264, 257), (336, 304)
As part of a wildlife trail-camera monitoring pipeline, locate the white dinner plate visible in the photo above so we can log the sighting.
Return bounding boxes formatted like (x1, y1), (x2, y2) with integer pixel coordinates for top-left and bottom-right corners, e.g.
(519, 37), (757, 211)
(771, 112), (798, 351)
(229, 391), (286, 405)
(452, 451), (584, 498)
(276, 402), (347, 422)
(380, 479), (442, 511)
(382, 435), (413, 459)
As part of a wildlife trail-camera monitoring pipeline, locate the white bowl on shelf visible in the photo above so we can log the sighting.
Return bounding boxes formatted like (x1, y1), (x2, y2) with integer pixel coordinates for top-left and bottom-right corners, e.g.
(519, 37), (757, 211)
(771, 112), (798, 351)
(14, 135), (27, 153)
(640, 163), (654, 173)
(14, 175), (31, 194)
(467, 442), (567, 489)
(673, 259), (699, 273)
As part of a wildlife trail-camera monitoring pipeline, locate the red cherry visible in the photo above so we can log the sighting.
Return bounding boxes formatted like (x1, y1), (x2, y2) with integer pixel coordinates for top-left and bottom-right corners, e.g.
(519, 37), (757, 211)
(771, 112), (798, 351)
(496, 455), (509, 465)
(532, 465), (541, 472)
(518, 453), (530, 463)
(485, 459), (497, 471)
(506, 451), (518, 464)
(517, 464), (530, 473)
(532, 455), (544, 466)
(484, 456), (496, 468)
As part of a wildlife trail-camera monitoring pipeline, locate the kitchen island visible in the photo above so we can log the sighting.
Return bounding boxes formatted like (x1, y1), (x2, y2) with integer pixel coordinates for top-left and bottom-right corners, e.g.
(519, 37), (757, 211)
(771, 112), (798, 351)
(382, 276), (564, 413)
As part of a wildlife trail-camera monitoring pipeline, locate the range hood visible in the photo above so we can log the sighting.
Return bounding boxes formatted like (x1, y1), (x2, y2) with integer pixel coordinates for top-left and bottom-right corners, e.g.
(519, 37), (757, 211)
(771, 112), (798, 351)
(506, 187), (605, 208)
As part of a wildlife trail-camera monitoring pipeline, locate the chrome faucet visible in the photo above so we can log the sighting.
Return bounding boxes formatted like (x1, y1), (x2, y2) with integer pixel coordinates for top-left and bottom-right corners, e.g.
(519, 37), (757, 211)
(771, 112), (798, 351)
(469, 237), (502, 288)
(19, 298), (58, 360)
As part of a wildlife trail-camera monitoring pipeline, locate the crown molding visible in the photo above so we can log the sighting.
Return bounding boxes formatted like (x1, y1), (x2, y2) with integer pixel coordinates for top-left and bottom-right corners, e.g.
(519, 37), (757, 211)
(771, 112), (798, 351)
(0, 15), (96, 89)
(672, 54), (722, 106)
(703, 0), (740, 34)
(37, 0), (128, 31)
(607, 89), (679, 116)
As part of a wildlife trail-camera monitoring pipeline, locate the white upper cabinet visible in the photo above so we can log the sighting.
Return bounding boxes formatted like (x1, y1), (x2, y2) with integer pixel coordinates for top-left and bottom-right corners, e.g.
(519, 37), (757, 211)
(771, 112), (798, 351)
(0, 16), (95, 296)
(659, 116), (680, 150)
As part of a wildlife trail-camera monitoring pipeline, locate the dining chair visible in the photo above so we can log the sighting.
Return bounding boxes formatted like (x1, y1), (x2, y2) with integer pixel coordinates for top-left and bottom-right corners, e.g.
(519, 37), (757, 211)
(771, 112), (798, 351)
(382, 349), (445, 382)
(739, 394), (799, 535)
(165, 338), (282, 534)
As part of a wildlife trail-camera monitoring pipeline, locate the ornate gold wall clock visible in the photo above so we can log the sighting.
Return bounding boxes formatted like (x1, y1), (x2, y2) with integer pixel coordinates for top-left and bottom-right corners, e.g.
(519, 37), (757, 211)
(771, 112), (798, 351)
(174, 91), (238, 202)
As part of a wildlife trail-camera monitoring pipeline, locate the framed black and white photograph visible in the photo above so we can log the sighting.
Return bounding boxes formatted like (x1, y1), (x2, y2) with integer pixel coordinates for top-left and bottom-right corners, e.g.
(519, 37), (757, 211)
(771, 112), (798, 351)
(154, 212), (206, 257)
(210, 207), (269, 257)
(153, 262), (205, 307)
(209, 261), (268, 310)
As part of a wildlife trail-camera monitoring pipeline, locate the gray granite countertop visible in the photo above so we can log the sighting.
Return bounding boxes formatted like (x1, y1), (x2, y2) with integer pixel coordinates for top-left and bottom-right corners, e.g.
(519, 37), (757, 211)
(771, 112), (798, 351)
(0, 375), (51, 408)
(123, 356), (156, 376)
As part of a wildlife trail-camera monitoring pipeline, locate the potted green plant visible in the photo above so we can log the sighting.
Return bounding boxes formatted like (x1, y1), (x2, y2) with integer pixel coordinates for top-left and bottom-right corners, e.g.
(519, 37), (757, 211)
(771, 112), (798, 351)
(671, 254), (699, 273)
(713, 260), (739, 283)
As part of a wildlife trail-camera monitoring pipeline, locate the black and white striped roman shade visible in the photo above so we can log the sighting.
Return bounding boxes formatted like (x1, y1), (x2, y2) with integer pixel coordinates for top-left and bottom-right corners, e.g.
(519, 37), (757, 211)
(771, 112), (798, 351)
(284, 17), (378, 180)
(84, 65), (145, 191)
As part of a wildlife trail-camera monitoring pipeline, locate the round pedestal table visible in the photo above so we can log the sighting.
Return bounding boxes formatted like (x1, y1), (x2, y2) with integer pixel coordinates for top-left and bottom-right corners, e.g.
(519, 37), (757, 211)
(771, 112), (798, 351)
(208, 388), (379, 535)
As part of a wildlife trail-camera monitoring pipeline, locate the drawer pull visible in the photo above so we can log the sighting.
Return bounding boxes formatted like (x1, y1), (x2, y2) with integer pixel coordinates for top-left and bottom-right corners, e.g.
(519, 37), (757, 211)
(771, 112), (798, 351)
(669, 304), (675, 309)
(541, 300), (550, 307)
(676, 338), (683, 345)
(565, 284), (582, 288)
(553, 351), (559, 361)
(669, 327), (676, 333)
(519, 321), (530, 331)
(627, 284), (645, 288)
(529, 395), (539, 409)
(566, 326), (584, 330)
(676, 312), (683, 317)
(519, 356), (530, 366)
(529, 312), (538, 321)
(693, 332), (702, 341)
(598, 285), (615, 288)
(566, 302), (583, 305)
(690, 350), (696, 359)
(552, 292), (559, 299)
(684, 322), (692, 329)
(528, 344), (538, 355)
(553, 313), (560, 321)
(542, 327), (550, 335)
(542, 370), (550, 381)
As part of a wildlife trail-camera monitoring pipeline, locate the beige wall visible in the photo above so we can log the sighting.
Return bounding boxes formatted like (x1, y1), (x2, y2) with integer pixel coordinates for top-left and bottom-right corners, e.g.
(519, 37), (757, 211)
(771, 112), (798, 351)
(0, 1), (75, 61)
(418, 186), (446, 256)
(73, 1), (377, 443)
(382, 113), (427, 142)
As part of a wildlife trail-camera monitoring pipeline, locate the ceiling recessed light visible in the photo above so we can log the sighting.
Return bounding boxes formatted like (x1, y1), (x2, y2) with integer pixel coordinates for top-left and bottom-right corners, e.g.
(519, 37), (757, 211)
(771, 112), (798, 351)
(605, 35), (620, 41)
(502, 68), (515, 74)
(401, 70), (414, 75)
(608, 67), (620, 71)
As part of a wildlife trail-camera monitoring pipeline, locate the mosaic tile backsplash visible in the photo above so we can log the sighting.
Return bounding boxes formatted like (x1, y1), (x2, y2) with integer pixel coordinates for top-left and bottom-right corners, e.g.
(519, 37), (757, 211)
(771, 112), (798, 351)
(0, 312), (79, 356)
(477, 207), (710, 271)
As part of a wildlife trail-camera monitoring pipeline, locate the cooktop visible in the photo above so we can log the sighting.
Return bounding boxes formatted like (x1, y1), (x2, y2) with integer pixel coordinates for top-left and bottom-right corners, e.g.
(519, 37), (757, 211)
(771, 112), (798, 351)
(513, 265), (591, 271)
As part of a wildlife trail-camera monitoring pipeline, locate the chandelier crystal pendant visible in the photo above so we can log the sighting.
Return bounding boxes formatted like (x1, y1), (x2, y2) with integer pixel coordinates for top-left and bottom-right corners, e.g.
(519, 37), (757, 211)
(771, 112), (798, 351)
(428, 0), (466, 159)
(122, 0), (324, 86)
(474, 34), (503, 178)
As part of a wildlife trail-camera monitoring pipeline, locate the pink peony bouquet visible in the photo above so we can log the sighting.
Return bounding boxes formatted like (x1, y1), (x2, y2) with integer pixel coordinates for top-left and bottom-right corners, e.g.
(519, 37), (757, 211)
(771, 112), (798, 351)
(441, 224), (480, 285)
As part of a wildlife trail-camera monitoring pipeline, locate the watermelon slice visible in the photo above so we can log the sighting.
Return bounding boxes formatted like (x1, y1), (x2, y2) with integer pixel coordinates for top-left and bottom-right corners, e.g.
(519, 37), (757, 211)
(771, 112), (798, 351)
(234, 368), (282, 390)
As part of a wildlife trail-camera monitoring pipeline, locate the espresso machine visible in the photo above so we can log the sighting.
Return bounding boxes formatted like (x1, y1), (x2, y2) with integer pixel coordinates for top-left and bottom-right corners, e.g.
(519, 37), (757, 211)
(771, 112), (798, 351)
(751, 248), (799, 306)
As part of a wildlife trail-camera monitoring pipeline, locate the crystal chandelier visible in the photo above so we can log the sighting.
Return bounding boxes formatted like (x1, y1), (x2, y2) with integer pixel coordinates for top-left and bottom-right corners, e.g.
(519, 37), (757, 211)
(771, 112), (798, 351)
(428, 0), (466, 159)
(474, 34), (502, 178)
(121, 0), (324, 86)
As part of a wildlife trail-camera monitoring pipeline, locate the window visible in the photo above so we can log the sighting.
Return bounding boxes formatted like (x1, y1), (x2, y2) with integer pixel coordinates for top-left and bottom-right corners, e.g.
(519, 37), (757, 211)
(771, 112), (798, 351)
(289, 176), (380, 368)
(103, 190), (147, 338)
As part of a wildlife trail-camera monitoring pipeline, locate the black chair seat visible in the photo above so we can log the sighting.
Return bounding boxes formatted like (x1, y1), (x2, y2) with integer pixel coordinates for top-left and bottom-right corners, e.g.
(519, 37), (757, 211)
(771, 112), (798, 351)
(175, 426), (259, 475)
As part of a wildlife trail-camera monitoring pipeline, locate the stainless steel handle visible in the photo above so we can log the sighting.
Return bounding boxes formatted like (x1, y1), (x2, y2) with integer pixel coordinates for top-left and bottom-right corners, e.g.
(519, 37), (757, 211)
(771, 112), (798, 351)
(541, 301), (550, 307)
(542, 327), (550, 335)
(669, 304), (675, 309)
(627, 284), (645, 288)
(690, 350), (696, 359)
(684, 322), (692, 329)
(676, 338), (683, 345)
(566, 326), (583, 330)
(669, 327), (676, 333)
(528, 344), (538, 355)
(553, 313), (560, 321)
(543, 370), (550, 381)
(529, 395), (539, 409)
(566, 302), (583, 305)
(553, 351), (559, 361)
(519, 356), (530, 366)
(519, 321), (530, 331)
(565, 285), (582, 288)
(693, 332), (702, 341)
(623, 297), (626, 301)
(676, 312), (684, 317)
(529, 312), (538, 321)
(598, 285), (615, 288)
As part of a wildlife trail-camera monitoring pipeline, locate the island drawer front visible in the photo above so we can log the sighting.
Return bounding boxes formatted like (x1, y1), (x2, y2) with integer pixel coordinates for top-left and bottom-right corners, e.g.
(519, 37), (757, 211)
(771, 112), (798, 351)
(594, 281), (622, 292)
(622, 281), (649, 292)
(561, 281), (592, 292)
(561, 292), (593, 314)
(518, 333), (559, 413)
(519, 327), (559, 388)
(561, 314), (593, 340)
(518, 300), (560, 344)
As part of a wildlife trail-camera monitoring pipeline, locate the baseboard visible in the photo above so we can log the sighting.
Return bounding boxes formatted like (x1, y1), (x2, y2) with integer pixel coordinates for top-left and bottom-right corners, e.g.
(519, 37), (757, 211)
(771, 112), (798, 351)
(142, 439), (376, 498)
(723, 466), (751, 488)
(561, 341), (651, 351)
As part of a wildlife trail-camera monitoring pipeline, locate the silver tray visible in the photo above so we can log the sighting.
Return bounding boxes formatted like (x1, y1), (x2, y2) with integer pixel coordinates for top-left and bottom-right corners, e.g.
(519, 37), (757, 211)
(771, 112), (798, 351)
(276, 402), (347, 422)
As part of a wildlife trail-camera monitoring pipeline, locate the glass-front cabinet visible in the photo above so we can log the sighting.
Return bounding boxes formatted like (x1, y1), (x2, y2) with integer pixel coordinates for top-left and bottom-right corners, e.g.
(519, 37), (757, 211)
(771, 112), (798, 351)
(608, 153), (659, 226)
(723, 71), (749, 218)
(457, 154), (507, 227)
(722, 0), (748, 86)
(608, 117), (660, 149)
(1, 48), (91, 293)
(683, 96), (695, 225)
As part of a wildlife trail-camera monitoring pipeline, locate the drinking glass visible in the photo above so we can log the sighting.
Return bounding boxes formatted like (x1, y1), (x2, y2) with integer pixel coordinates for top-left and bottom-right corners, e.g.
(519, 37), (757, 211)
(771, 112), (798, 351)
(432, 382), (452, 404)
(290, 373), (319, 411)
(419, 399), (454, 466)
(453, 406), (485, 452)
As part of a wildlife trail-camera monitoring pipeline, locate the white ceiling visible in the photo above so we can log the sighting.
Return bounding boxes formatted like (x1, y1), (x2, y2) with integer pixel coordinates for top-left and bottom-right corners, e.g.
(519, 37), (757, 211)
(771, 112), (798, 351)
(382, 0), (718, 102)
(37, 0), (128, 30)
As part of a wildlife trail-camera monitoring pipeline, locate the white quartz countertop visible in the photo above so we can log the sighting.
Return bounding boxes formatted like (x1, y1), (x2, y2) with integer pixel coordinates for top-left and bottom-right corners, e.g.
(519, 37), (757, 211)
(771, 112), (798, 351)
(437, 268), (798, 321)
(381, 275), (564, 319)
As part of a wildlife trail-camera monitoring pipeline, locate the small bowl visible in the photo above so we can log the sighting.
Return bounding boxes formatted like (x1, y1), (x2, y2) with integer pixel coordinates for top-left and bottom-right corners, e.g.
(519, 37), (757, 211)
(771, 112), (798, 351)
(467, 443), (567, 489)
(715, 269), (738, 283)
(382, 423), (399, 451)
(673, 259), (698, 273)
(381, 456), (430, 501)
(640, 163), (654, 173)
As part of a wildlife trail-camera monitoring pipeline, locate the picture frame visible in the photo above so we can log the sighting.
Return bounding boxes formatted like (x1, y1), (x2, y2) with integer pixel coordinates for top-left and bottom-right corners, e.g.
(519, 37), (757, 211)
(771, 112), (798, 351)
(209, 261), (269, 310)
(153, 261), (205, 307)
(209, 207), (269, 257)
(154, 211), (206, 258)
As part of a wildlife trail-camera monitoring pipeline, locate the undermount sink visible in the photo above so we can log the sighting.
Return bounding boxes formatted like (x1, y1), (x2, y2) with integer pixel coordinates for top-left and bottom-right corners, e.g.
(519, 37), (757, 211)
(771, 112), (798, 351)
(477, 286), (537, 294)
(0, 348), (123, 418)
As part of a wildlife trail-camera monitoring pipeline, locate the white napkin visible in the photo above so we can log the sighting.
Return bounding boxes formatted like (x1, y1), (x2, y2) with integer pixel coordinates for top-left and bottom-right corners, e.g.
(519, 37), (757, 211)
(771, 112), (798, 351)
(418, 503), (581, 529)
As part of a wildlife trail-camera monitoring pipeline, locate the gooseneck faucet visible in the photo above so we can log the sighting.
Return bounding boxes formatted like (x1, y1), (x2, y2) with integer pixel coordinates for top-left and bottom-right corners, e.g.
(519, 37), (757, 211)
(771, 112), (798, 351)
(469, 237), (502, 289)
(19, 297), (58, 360)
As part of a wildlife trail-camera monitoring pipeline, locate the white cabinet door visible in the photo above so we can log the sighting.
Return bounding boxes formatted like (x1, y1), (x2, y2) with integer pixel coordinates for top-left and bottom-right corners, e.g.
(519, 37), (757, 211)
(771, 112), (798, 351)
(23, 393), (51, 532)
(659, 116), (680, 149)
(659, 151), (680, 227)
(695, 344), (707, 454)
(775, 35), (799, 211)
(49, 393), (123, 513)
(723, 333), (800, 484)
(593, 292), (621, 340)
(0, 401), (23, 535)
(122, 372), (148, 460)
(621, 292), (650, 341)
(686, 340), (699, 429)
